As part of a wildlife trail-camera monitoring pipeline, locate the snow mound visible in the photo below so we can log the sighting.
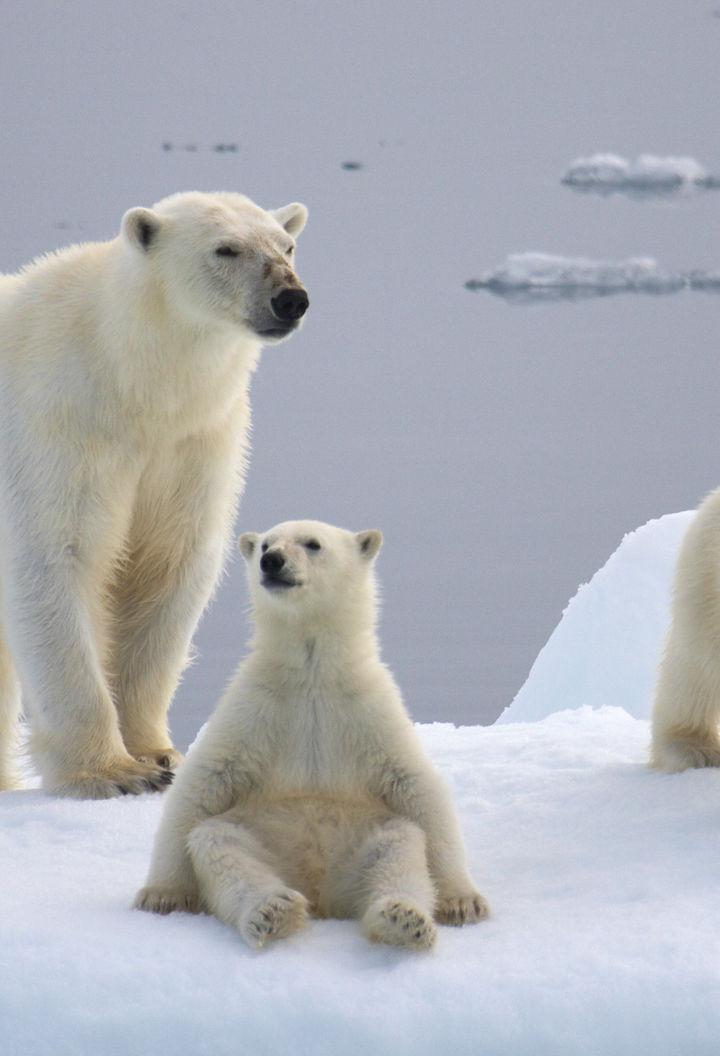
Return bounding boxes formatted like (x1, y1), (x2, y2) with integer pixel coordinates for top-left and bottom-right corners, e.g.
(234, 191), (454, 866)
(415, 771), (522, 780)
(465, 253), (687, 303)
(500, 511), (693, 724)
(561, 153), (719, 198)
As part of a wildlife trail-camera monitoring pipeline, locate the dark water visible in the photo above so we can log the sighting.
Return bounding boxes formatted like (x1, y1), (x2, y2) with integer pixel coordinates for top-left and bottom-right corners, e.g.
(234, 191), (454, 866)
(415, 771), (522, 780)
(1, 1), (719, 749)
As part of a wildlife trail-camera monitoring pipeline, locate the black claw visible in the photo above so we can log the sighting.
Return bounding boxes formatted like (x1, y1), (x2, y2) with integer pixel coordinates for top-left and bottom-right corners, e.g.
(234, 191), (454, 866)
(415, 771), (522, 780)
(140, 770), (173, 793)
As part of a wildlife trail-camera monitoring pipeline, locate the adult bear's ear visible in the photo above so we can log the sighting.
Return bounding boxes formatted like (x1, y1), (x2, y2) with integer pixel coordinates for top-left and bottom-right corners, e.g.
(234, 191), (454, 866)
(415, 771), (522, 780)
(239, 532), (260, 560)
(272, 202), (308, 237)
(356, 530), (383, 561)
(122, 207), (163, 252)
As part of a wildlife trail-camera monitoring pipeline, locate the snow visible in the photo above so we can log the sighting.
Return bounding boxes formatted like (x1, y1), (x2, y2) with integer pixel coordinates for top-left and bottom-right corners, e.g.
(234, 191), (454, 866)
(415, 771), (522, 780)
(4, 510), (720, 1056)
(561, 153), (720, 198)
(500, 511), (693, 723)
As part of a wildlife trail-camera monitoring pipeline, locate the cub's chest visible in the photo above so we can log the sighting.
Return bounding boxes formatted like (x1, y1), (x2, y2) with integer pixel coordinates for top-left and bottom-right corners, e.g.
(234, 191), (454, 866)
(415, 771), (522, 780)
(257, 693), (374, 793)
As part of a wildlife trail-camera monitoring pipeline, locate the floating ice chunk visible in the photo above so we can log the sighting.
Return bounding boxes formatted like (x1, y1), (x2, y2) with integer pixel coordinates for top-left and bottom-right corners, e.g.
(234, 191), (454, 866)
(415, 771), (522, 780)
(561, 153), (715, 199)
(498, 511), (693, 724)
(465, 253), (687, 304)
(688, 269), (720, 292)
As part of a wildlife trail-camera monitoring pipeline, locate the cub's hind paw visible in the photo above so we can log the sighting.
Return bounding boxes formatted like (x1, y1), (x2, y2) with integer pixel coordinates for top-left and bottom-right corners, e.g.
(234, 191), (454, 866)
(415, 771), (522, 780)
(434, 890), (490, 926)
(362, 898), (437, 951)
(241, 889), (309, 950)
(134, 886), (201, 916)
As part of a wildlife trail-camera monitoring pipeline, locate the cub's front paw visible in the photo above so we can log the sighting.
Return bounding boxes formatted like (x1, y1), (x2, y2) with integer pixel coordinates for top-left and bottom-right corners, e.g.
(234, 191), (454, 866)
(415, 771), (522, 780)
(435, 890), (489, 926)
(134, 886), (200, 915)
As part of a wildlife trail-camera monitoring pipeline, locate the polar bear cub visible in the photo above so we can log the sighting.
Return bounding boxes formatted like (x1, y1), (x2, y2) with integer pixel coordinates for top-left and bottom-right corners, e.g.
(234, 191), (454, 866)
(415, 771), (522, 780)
(0, 191), (308, 797)
(135, 520), (488, 950)
(652, 488), (720, 770)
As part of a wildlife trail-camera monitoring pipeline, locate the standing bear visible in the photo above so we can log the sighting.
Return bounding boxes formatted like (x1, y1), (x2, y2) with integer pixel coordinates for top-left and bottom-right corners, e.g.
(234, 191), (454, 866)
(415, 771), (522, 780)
(0, 192), (309, 797)
(135, 520), (488, 951)
(652, 487), (720, 770)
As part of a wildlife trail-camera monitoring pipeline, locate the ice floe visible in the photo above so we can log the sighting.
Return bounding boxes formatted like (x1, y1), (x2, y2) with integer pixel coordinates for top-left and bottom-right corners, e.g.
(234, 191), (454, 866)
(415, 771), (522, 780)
(561, 153), (720, 199)
(465, 253), (688, 304)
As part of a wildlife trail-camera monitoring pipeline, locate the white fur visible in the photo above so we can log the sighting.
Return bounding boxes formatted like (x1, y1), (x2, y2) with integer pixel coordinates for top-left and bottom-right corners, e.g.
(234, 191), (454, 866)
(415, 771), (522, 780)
(135, 520), (488, 951)
(0, 191), (308, 797)
(651, 487), (720, 770)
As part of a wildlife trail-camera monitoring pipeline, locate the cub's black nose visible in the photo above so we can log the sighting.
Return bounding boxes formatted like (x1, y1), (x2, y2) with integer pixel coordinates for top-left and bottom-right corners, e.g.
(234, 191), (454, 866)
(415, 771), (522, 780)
(271, 288), (309, 322)
(261, 550), (285, 575)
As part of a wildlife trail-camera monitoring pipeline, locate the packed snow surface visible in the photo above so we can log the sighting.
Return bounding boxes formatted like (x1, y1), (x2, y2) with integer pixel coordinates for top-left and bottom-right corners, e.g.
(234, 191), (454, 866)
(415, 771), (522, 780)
(3, 510), (720, 1056)
(561, 153), (720, 198)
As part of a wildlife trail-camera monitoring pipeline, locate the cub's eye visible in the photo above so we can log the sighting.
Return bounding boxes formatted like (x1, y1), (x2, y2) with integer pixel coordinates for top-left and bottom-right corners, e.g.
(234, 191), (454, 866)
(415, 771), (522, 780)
(285, 245), (295, 257)
(304, 539), (321, 551)
(261, 543), (269, 553)
(215, 244), (240, 258)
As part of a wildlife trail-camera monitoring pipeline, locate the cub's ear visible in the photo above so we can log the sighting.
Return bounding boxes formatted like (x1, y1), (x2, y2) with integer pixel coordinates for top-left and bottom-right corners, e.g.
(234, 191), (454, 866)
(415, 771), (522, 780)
(272, 202), (308, 237)
(122, 207), (163, 252)
(239, 532), (260, 561)
(356, 529), (383, 561)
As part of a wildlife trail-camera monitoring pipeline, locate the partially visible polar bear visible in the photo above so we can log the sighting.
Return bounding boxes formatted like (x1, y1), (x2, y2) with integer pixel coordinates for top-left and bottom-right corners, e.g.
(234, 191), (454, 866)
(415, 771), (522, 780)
(652, 488), (720, 771)
(135, 520), (488, 951)
(0, 192), (309, 797)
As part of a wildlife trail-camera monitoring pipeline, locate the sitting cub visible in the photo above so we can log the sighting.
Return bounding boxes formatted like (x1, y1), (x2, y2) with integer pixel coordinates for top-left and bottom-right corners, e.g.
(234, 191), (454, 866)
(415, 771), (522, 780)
(135, 520), (488, 951)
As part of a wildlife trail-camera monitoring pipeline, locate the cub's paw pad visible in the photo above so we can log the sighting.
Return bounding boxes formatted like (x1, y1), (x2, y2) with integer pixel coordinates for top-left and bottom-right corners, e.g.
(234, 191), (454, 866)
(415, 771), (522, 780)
(363, 898), (437, 951)
(434, 891), (490, 926)
(242, 890), (309, 950)
(134, 886), (200, 915)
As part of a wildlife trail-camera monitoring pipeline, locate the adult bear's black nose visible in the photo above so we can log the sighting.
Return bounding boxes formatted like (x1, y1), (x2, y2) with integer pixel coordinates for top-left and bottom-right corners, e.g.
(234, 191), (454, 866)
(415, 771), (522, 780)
(261, 550), (285, 575)
(271, 288), (309, 322)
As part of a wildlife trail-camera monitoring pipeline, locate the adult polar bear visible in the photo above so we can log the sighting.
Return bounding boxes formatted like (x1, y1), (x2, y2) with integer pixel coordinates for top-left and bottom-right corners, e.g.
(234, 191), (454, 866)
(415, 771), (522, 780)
(0, 191), (309, 798)
(652, 487), (720, 770)
(136, 520), (487, 951)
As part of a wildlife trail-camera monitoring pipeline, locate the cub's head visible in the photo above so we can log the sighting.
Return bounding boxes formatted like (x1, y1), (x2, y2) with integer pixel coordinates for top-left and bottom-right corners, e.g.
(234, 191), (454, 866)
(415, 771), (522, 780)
(121, 190), (308, 342)
(239, 520), (383, 626)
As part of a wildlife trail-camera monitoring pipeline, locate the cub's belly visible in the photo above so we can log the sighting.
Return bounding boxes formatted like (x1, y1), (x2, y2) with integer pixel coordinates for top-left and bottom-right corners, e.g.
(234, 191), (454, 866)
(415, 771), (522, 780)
(226, 794), (395, 913)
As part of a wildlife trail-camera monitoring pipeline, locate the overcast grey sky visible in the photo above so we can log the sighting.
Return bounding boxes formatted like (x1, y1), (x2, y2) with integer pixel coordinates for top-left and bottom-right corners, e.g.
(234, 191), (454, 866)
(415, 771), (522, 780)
(2, 1), (719, 746)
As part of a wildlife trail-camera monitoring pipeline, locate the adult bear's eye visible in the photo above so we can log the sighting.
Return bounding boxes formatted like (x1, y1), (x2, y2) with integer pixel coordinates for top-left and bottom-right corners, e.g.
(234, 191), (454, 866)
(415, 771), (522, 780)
(215, 244), (240, 258)
(305, 539), (321, 551)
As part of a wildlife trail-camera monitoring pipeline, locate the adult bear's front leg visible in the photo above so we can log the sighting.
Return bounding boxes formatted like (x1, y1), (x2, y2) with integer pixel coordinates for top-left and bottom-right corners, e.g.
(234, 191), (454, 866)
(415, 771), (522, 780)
(0, 448), (174, 797)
